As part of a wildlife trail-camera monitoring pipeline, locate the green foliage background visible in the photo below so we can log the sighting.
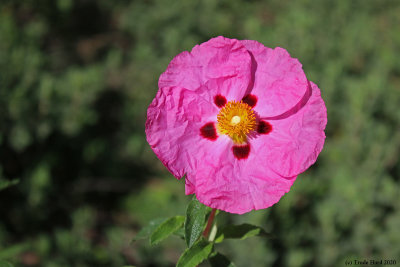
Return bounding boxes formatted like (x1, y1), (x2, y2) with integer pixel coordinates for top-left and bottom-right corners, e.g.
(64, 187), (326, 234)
(1, 0), (399, 266)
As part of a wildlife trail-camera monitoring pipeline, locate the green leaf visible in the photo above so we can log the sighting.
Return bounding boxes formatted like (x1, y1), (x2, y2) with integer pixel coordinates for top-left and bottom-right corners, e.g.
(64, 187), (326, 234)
(209, 252), (236, 267)
(0, 260), (14, 267)
(185, 197), (207, 247)
(176, 239), (214, 267)
(132, 217), (166, 242)
(0, 179), (19, 191)
(174, 227), (185, 239)
(150, 215), (185, 245)
(214, 223), (270, 243)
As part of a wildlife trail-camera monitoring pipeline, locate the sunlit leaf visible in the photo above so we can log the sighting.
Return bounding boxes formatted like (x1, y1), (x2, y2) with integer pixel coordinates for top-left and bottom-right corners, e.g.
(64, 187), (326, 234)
(185, 197), (207, 247)
(214, 224), (270, 243)
(150, 216), (185, 245)
(176, 239), (213, 267)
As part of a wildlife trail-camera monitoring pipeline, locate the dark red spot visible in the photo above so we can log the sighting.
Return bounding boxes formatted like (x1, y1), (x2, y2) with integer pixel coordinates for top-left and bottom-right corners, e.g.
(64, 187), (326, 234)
(242, 94), (257, 108)
(200, 122), (218, 141)
(232, 144), (250, 160)
(257, 120), (272, 134)
(214, 94), (227, 108)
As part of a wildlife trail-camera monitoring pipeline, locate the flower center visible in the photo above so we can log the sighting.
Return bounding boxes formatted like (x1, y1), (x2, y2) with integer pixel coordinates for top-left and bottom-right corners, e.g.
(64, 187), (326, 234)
(217, 100), (256, 144)
(231, 115), (241, 125)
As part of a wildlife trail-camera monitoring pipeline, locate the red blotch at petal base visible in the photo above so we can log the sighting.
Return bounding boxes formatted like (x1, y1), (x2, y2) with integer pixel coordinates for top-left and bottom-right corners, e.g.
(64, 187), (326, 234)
(214, 94), (227, 108)
(257, 120), (272, 134)
(232, 144), (250, 159)
(200, 122), (218, 141)
(242, 94), (257, 108)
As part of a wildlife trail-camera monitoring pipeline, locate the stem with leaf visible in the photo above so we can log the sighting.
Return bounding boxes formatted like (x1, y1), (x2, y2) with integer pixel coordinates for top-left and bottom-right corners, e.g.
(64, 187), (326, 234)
(133, 197), (269, 267)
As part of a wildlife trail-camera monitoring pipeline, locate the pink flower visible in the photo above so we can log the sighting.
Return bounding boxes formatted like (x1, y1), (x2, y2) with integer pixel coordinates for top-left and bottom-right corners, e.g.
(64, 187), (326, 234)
(146, 36), (327, 214)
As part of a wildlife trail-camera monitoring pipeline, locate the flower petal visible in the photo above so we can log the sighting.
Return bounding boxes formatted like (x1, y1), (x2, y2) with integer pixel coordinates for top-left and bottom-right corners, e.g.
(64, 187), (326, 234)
(147, 37), (253, 181)
(257, 81), (327, 178)
(240, 40), (308, 117)
(191, 141), (296, 214)
(146, 87), (216, 179)
(159, 36), (252, 102)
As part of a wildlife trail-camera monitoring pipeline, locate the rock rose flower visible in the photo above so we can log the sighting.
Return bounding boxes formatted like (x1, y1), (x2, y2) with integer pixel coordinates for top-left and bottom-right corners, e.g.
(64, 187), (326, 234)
(146, 36), (327, 214)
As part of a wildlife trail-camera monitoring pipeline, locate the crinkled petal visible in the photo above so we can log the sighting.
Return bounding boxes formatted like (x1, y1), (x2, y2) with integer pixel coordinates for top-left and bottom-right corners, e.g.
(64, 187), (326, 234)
(147, 37), (253, 183)
(146, 86), (216, 179)
(257, 81), (327, 178)
(240, 40), (308, 117)
(159, 36), (252, 102)
(191, 140), (296, 214)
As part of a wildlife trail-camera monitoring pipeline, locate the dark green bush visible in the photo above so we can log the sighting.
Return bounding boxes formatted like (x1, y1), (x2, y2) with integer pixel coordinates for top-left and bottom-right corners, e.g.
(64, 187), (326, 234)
(0, 0), (399, 266)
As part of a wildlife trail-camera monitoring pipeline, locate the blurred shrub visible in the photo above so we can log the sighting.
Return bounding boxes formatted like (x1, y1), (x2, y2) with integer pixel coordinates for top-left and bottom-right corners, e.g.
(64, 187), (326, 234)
(0, 0), (399, 266)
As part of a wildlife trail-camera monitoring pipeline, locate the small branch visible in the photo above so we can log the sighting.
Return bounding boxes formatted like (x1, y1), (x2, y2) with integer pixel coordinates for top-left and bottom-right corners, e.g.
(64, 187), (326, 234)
(202, 208), (217, 239)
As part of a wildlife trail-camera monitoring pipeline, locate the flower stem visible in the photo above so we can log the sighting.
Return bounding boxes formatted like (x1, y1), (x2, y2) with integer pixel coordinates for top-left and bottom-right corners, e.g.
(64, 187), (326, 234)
(203, 208), (217, 240)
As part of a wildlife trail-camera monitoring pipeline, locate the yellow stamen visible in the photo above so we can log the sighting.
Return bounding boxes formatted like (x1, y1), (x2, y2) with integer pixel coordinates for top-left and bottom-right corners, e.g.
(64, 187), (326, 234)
(217, 101), (256, 144)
